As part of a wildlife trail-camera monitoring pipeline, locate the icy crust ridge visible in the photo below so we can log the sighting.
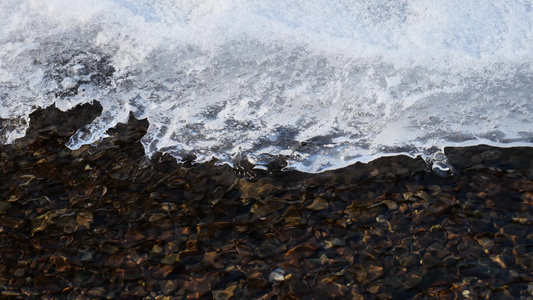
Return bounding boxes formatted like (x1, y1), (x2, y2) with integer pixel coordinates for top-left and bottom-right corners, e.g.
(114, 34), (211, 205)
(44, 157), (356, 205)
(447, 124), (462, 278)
(1, 1), (533, 172)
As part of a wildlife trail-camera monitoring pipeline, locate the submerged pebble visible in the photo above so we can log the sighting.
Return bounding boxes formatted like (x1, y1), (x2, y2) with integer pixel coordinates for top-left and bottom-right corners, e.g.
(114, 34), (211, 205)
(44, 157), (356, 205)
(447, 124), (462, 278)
(0, 105), (532, 299)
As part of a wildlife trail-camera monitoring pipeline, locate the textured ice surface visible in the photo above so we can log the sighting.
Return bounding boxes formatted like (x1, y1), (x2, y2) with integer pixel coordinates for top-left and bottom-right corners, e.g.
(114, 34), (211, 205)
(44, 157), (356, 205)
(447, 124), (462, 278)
(1, 1), (533, 172)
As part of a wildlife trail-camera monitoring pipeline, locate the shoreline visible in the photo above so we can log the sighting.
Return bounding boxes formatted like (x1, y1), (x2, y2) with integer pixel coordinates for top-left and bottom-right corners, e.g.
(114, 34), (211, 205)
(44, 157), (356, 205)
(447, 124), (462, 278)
(1, 104), (533, 299)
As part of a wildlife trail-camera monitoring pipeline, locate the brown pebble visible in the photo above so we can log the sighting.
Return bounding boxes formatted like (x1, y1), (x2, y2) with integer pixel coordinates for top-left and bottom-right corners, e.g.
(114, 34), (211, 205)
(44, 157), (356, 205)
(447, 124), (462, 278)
(160, 280), (178, 295)
(33, 275), (61, 292)
(123, 230), (146, 245)
(307, 197), (329, 211)
(0, 201), (12, 212)
(76, 211), (93, 229)
(87, 287), (106, 297)
(184, 276), (212, 294)
(13, 268), (25, 277)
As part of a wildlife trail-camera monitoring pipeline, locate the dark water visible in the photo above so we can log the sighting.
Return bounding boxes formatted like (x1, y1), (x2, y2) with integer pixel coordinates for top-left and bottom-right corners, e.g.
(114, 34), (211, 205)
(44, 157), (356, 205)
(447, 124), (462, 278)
(1, 104), (533, 299)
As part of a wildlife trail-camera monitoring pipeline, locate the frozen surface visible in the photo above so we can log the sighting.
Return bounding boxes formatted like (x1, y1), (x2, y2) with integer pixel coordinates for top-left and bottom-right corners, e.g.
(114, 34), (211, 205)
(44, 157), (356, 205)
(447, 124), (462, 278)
(1, 0), (533, 172)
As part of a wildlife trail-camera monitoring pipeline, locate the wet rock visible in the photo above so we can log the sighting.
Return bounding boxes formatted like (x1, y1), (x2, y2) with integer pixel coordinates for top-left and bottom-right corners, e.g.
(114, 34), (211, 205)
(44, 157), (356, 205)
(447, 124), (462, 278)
(75, 211), (93, 229)
(501, 223), (528, 237)
(0, 202), (12, 212)
(124, 286), (148, 297)
(184, 276), (212, 294)
(285, 244), (318, 260)
(401, 267), (424, 289)
(422, 253), (442, 269)
(481, 150), (501, 161)
(286, 278), (312, 298)
(1, 291), (21, 297)
(123, 230), (146, 246)
(367, 264), (384, 281)
(238, 178), (276, 199)
(430, 225), (448, 240)
(256, 244), (277, 258)
(247, 271), (269, 290)
(348, 265), (367, 283)
(489, 255), (507, 269)
(382, 200), (398, 210)
(307, 197), (329, 211)
(476, 236), (495, 252)
(319, 280), (349, 298)
(398, 252), (420, 268)
(366, 282), (382, 294)
(515, 252), (533, 271)
(149, 265), (173, 280)
(212, 285), (239, 300)
(160, 280), (178, 295)
(161, 253), (180, 265)
(268, 268), (286, 282)
(33, 275), (62, 292)
(13, 268), (25, 277)
(3, 107), (533, 299)
(324, 238), (346, 249)
(251, 199), (285, 221)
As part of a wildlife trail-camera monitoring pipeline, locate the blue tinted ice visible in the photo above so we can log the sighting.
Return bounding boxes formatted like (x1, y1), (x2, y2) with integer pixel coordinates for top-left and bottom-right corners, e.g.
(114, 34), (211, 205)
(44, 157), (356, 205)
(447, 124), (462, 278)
(1, 1), (533, 172)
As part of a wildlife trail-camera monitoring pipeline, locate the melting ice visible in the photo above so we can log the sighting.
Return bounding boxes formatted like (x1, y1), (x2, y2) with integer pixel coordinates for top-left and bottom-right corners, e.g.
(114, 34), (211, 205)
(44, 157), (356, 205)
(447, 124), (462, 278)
(1, 0), (533, 172)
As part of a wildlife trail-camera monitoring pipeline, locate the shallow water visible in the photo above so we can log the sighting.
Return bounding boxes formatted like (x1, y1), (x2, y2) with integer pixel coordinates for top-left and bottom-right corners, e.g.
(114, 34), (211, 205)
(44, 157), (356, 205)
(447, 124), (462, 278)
(1, 105), (532, 299)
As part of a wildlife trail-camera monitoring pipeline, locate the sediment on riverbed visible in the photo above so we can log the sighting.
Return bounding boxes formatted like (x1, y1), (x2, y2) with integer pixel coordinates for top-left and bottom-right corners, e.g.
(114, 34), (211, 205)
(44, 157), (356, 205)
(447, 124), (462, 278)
(1, 104), (533, 299)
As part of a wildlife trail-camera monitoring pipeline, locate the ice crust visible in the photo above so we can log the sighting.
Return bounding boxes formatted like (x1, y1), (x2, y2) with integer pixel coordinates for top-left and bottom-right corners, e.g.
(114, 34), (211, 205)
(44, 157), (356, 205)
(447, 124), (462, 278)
(1, 0), (533, 172)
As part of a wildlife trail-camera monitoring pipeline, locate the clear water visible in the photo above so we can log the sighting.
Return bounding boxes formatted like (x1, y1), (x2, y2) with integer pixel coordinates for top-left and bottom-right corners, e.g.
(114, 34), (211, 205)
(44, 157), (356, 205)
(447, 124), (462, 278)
(1, 0), (533, 172)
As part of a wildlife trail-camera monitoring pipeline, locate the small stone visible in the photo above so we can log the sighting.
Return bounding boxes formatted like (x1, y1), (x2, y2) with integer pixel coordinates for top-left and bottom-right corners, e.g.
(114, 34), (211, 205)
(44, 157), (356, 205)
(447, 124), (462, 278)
(481, 150), (500, 161)
(0, 202), (12, 212)
(123, 230), (146, 246)
(247, 272), (269, 290)
(268, 268), (286, 282)
(16, 260), (28, 267)
(150, 244), (163, 254)
(307, 197), (329, 211)
(88, 287), (106, 297)
(76, 212), (93, 229)
(324, 238), (346, 248)
(13, 268), (25, 277)
(160, 280), (178, 295)
(367, 283), (381, 294)
(125, 286), (147, 297)
(490, 255), (507, 269)
(368, 265), (383, 281)
(149, 213), (166, 222)
(383, 200), (398, 210)
(528, 282), (533, 294)
(20, 287), (40, 296)
(476, 237), (495, 251)
(247, 260), (269, 272)
(320, 281), (348, 298)
(212, 290), (233, 300)
(251, 198), (285, 217)
(33, 275), (61, 292)
(184, 276), (211, 294)
(212, 285), (238, 300)
(161, 253), (180, 265)
(376, 215), (388, 223)
(398, 253), (420, 268)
